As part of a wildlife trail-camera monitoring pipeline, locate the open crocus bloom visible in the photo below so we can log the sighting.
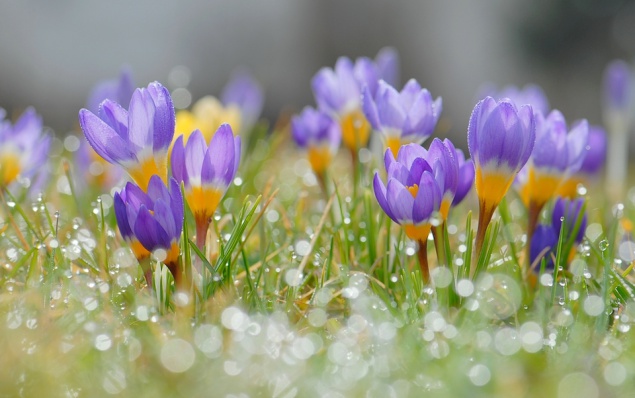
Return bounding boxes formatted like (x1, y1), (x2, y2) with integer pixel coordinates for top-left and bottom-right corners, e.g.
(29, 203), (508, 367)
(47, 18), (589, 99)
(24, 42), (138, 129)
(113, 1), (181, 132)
(362, 79), (442, 157)
(373, 144), (443, 242)
(79, 81), (175, 191)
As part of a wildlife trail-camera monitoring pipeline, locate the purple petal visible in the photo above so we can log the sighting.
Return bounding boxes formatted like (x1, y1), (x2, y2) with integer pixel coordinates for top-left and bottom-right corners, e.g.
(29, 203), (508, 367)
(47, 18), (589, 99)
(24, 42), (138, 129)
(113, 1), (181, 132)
(353, 57), (380, 95)
(168, 177), (184, 234)
(373, 173), (396, 222)
(146, 175), (170, 205)
(98, 100), (129, 139)
(361, 85), (381, 130)
(171, 135), (188, 185)
(127, 88), (155, 150)
(78, 109), (136, 164)
(603, 59), (632, 110)
(413, 171), (442, 223)
(566, 119), (589, 174)
(396, 143), (427, 169)
(134, 206), (172, 250)
(202, 124), (236, 187)
(147, 81), (175, 152)
(375, 82), (405, 129)
(184, 130), (207, 182)
(386, 179), (414, 223)
(114, 192), (133, 240)
(153, 199), (177, 241)
(453, 157), (474, 206)
(580, 125), (606, 174)
(530, 224), (557, 269)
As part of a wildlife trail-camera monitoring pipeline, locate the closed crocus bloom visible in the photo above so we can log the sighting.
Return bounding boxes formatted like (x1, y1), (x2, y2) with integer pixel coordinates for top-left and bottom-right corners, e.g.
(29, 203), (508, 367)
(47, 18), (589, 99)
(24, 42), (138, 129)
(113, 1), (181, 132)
(114, 175), (183, 280)
(0, 107), (51, 188)
(468, 97), (535, 265)
(558, 125), (606, 198)
(374, 144), (443, 280)
(79, 81), (175, 191)
(171, 124), (240, 248)
(603, 60), (632, 116)
(362, 79), (442, 157)
(452, 149), (474, 207)
(291, 107), (341, 175)
(221, 70), (264, 133)
(312, 56), (379, 151)
(603, 60), (633, 200)
(519, 111), (588, 249)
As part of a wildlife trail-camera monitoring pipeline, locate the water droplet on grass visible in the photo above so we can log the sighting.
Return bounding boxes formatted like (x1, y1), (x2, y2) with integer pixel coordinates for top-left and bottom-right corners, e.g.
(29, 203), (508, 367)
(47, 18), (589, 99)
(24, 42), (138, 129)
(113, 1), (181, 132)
(161, 339), (195, 373)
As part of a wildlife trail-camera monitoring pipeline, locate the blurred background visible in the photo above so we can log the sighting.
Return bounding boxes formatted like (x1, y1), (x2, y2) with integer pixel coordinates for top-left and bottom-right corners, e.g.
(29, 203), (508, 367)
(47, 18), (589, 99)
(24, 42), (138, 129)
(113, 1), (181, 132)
(1, 0), (634, 145)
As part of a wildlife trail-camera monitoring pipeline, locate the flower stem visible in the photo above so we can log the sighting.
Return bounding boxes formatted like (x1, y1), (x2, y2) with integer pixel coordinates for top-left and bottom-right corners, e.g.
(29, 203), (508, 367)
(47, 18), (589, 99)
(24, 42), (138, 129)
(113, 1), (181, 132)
(417, 239), (429, 283)
(431, 225), (446, 267)
(474, 200), (496, 270)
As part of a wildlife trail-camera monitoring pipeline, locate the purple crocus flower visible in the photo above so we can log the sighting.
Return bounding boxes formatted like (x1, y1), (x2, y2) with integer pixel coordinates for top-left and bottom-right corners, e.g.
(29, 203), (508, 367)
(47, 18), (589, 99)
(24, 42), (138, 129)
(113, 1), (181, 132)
(311, 56), (380, 151)
(552, 197), (587, 244)
(373, 144), (442, 242)
(0, 107), (50, 188)
(452, 149), (474, 207)
(362, 79), (442, 157)
(291, 107), (341, 174)
(467, 97), (535, 262)
(558, 125), (607, 198)
(530, 197), (586, 269)
(603, 60), (632, 113)
(580, 125), (607, 176)
(468, 97), (535, 209)
(114, 175), (183, 269)
(517, 110), (588, 207)
(86, 67), (135, 114)
(79, 81), (175, 191)
(529, 225), (558, 269)
(221, 69), (264, 133)
(171, 124), (240, 247)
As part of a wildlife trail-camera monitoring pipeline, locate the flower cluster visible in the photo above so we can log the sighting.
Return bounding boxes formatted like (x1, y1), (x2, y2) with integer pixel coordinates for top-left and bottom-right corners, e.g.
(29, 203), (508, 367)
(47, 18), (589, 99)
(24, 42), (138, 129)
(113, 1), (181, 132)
(80, 79), (242, 284)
